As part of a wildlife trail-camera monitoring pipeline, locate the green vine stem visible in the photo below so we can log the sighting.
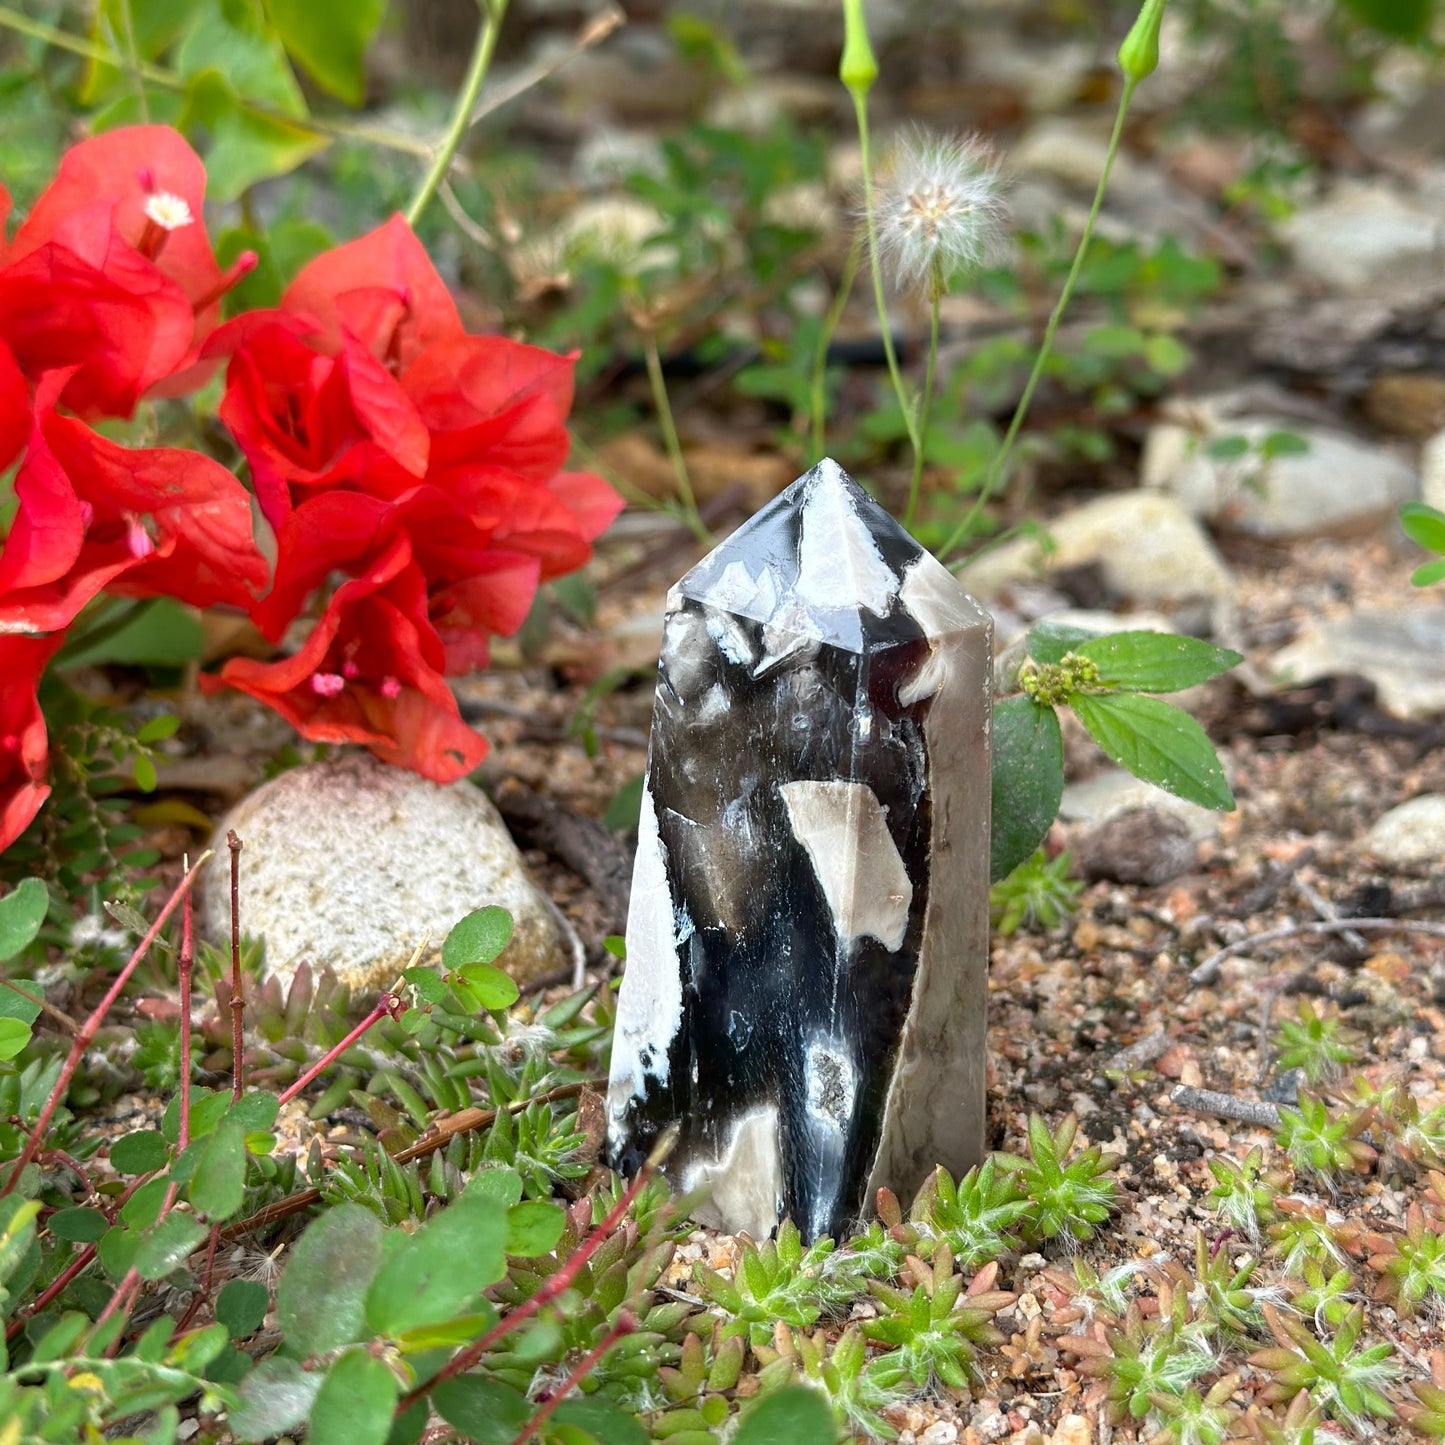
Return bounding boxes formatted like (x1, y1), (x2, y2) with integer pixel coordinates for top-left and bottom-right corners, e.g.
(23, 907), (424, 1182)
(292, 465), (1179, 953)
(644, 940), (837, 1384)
(938, 76), (1140, 564)
(904, 283), (942, 530)
(810, 231), (863, 462)
(641, 329), (709, 544)
(405, 0), (508, 227)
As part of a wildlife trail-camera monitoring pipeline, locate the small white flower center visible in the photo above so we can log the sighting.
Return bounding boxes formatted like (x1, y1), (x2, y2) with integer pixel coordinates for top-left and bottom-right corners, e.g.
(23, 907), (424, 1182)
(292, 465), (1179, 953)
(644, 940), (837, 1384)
(143, 192), (193, 232)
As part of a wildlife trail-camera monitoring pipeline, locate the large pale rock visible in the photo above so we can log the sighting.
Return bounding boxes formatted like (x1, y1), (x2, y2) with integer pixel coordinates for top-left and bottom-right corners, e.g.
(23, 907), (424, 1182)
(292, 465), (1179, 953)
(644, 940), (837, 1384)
(1270, 605), (1445, 718)
(205, 753), (565, 993)
(957, 492), (1233, 608)
(1142, 417), (1418, 539)
(1423, 429), (1445, 515)
(1280, 182), (1444, 294)
(1363, 794), (1445, 867)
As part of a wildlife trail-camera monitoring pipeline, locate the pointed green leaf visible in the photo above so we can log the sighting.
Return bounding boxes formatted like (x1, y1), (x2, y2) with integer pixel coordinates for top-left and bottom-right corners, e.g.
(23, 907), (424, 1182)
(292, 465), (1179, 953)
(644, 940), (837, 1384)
(1026, 622), (1098, 666)
(1071, 692), (1234, 810)
(267, 0), (385, 105)
(1401, 502), (1445, 555)
(1075, 631), (1241, 693)
(991, 696), (1064, 882)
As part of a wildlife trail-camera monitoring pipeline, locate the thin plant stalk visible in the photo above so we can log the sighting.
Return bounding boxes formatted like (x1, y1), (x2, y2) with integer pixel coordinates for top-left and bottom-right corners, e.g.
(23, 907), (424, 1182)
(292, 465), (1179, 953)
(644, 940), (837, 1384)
(405, 0), (508, 227)
(939, 77), (1140, 563)
(903, 282), (943, 530)
(0, 852), (211, 1198)
(228, 829), (244, 1102)
(850, 89), (921, 472)
(641, 330), (708, 543)
(178, 859), (194, 1148)
(810, 231), (864, 461)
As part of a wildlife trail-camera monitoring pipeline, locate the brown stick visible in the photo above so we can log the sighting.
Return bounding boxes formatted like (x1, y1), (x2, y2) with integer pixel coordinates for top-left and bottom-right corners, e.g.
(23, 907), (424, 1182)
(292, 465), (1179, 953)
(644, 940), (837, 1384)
(1189, 917), (1445, 987)
(222, 1081), (595, 1238)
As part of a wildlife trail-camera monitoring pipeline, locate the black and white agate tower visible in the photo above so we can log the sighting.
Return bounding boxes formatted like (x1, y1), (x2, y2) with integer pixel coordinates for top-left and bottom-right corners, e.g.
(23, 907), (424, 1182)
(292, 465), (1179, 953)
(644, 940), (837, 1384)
(607, 459), (992, 1241)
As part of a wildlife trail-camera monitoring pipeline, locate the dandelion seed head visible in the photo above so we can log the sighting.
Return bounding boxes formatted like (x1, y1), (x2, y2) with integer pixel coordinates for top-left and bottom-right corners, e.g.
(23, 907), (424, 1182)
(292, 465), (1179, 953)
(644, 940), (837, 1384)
(874, 129), (1008, 296)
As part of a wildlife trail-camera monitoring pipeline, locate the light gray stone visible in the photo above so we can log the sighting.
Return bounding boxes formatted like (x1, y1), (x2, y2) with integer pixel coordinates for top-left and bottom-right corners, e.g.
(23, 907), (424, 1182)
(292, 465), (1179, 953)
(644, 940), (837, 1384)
(1362, 794), (1445, 867)
(1270, 605), (1445, 718)
(204, 753), (565, 994)
(1280, 182), (1444, 294)
(1142, 417), (1418, 539)
(957, 492), (1234, 608)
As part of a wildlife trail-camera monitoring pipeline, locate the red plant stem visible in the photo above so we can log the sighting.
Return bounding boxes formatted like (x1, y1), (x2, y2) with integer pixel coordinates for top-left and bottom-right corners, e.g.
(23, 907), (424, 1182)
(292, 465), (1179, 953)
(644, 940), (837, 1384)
(396, 1133), (674, 1413)
(275, 994), (400, 1108)
(0, 853), (211, 1199)
(228, 831), (244, 1103)
(95, 1267), (142, 1337)
(509, 1310), (638, 1445)
(179, 866), (194, 1150)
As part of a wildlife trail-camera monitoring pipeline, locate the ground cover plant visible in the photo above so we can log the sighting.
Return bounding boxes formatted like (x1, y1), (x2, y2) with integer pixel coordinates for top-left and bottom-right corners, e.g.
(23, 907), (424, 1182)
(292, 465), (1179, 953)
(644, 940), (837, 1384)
(2, 0), (1445, 1441)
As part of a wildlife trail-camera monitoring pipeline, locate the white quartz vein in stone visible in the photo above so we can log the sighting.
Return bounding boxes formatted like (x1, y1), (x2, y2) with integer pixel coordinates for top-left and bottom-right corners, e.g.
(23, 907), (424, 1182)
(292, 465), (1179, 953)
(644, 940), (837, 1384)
(608, 785), (684, 1116)
(683, 1105), (783, 1242)
(899, 552), (990, 635)
(779, 780), (912, 952)
(703, 559), (779, 623)
(795, 458), (897, 619)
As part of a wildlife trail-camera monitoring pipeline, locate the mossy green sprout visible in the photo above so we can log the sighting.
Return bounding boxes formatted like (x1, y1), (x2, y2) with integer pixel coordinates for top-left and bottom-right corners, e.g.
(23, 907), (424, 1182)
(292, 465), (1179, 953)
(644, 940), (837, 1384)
(990, 847), (1083, 937)
(1274, 1095), (1376, 1184)
(1066, 1303), (1219, 1426)
(1272, 1000), (1362, 1087)
(1206, 1147), (1289, 1246)
(997, 1111), (1120, 1244)
(911, 1155), (1032, 1268)
(1365, 1201), (1445, 1318)
(1248, 1303), (1398, 1431)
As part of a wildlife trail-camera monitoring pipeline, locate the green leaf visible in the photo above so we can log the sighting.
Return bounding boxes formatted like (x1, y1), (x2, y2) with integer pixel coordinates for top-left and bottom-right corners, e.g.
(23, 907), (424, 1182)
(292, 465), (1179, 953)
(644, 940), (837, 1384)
(225, 1090), (281, 1135)
(1412, 558), (1445, 587)
(734, 1385), (838, 1444)
(1401, 502), (1445, 556)
(552, 1398), (650, 1445)
(198, 95), (329, 202)
(990, 696), (1064, 883)
(1071, 692), (1234, 811)
(176, 4), (306, 114)
(0, 982), (42, 1029)
(230, 1356), (322, 1438)
(1142, 332), (1189, 377)
(402, 967), (447, 1005)
(165, 1088), (232, 1143)
(506, 1200), (566, 1258)
(133, 1213), (207, 1279)
(0, 1017), (31, 1061)
(432, 1377), (531, 1444)
(443, 906), (515, 969)
(57, 599), (205, 669)
(1260, 429), (1310, 460)
(1337, 0), (1433, 41)
(48, 1207), (111, 1243)
(1204, 434), (1251, 461)
(189, 1123), (247, 1221)
(217, 1278), (269, 1339)
(111, 1130), (171, 1175)
(456, 962), (520, 1011)
(1025, 622), (1099, 666)
(0, 879), (49, 961)
(604, 774), (645, 832)
(308, 1348), (398, 1445)
(1075, 631), (1241, 693)
(364, 1188), (508, 1337)
(267, 0), (385, 104)
(276, 1204), (384, 1357)
(137, 714), (181, 745)
(134, 754), (158, 793)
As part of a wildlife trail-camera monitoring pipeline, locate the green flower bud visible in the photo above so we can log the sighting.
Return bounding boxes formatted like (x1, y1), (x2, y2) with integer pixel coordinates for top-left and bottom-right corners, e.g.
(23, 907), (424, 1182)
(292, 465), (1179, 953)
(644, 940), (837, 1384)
(840, 0), (878, 96)
(1118, 0), (1167, 85)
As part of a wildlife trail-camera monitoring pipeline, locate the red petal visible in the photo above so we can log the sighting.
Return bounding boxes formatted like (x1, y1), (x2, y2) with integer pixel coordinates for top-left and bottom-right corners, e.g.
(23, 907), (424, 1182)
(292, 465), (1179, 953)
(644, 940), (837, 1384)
(549, 470), (625, 542)
(0, 632), (65, 852)
(0, 339), (29, 473)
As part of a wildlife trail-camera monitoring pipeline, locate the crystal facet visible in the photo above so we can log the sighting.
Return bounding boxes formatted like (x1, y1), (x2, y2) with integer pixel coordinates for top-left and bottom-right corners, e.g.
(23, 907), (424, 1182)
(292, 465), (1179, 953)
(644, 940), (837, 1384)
(607, 459), (992, 1241)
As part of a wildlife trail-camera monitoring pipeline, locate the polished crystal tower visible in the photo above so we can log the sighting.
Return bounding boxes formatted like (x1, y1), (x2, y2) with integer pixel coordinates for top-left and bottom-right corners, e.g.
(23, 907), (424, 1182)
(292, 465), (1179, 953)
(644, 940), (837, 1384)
(607, 459), (992, 1241)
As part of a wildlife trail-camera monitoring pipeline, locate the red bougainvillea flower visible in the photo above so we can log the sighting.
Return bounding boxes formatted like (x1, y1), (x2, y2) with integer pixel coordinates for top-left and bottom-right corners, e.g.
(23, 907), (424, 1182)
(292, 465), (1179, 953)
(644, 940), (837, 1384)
(0, 378), (268, 632)
(208, 212), (623, 698)
(0, 126), (254, 416)
(201, 536), (488, 783)
(0, 632), (64, 853)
